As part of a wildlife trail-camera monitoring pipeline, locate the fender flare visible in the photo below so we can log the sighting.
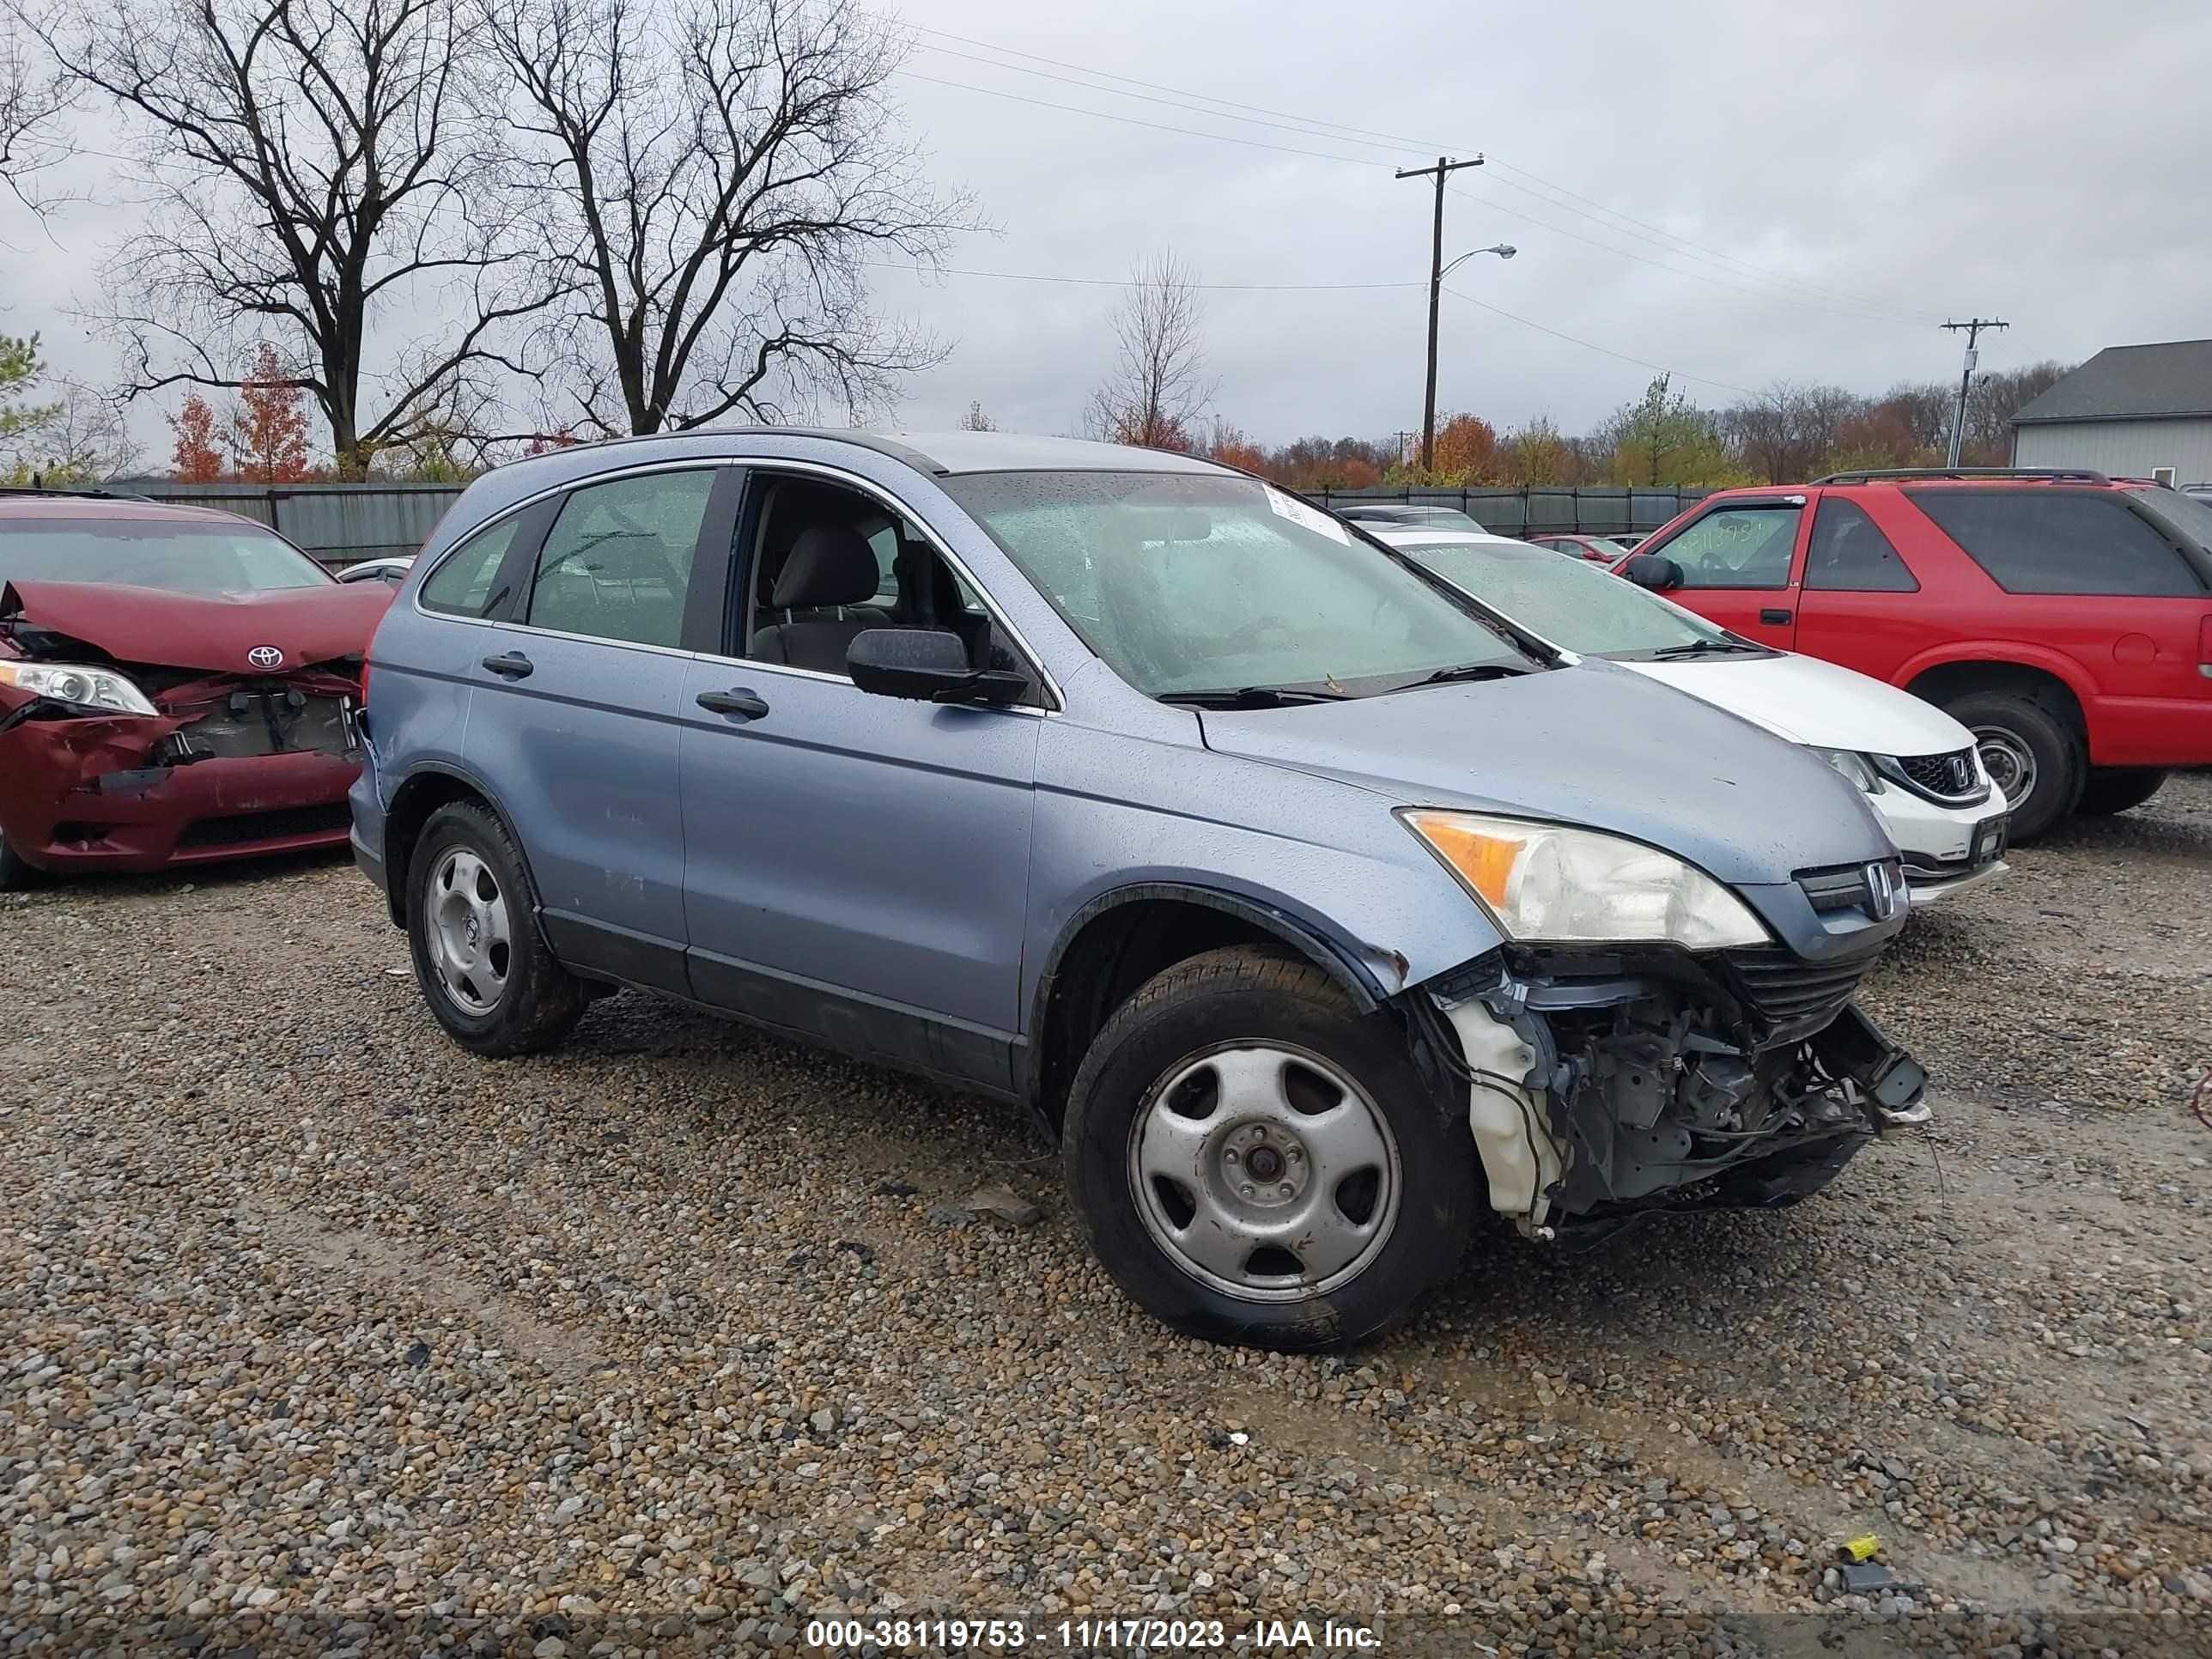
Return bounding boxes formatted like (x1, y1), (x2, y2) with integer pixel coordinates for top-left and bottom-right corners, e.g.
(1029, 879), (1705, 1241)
(1891, 641), (2099, 708)
(380, 759), (542, 927)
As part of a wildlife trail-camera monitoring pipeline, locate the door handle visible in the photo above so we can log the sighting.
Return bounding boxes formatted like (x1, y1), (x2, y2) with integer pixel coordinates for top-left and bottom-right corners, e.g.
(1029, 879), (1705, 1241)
(1759, 608), (1793, 626)
(696, 687), (770, 720)
(480, 651), (534, 679)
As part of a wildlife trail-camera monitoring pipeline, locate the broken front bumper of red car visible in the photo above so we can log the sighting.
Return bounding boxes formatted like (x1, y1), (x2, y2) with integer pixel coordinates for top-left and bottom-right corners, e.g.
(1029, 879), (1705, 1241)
(0, 683), (362, 873)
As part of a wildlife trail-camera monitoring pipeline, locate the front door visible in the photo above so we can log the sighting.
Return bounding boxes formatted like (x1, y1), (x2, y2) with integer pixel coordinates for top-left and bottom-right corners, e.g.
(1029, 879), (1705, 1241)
(1642, 497), (1808, 649)
(677, 469), (1041, 1093)
(464, 463), (726, 994)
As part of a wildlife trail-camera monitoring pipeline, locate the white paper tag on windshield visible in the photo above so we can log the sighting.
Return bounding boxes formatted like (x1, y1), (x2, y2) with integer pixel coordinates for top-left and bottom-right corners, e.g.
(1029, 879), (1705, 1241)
(1265, 484), (1350, 545)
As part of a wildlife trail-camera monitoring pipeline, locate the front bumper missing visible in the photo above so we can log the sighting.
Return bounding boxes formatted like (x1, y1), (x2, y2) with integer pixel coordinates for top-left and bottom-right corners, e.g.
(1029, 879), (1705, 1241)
(1429, 951), (1929, 1237)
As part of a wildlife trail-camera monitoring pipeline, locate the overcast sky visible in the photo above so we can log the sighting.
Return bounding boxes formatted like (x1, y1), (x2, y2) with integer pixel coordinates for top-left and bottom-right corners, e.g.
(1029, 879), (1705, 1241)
(6, 0), (2209, 454)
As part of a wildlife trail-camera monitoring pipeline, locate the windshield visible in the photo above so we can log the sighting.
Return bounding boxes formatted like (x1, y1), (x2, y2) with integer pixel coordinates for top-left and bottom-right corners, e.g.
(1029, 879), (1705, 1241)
(0, 516), (332, 596)
(943, 471), (1538, 697)
(1397, 535), (1745, 658)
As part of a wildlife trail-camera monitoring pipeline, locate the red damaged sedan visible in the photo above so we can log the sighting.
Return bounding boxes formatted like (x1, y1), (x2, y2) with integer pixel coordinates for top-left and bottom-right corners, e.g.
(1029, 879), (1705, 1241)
(0, 490), (393, 887)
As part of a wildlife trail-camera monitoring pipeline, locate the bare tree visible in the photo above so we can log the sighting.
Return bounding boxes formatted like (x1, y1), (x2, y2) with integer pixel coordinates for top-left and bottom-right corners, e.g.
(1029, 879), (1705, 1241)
(24, 0), (545, 473)
(0, 19), (70, 206)
(959, 399), (995, 431)
(1084, 251), (1212, 451)
(482, 0), (971, 437)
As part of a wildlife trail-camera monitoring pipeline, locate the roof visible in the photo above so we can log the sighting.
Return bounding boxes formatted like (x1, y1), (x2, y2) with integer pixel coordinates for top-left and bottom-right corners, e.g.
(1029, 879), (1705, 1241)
(2011, 340), (2212, 425)
(0, 494), (252, 525)
(1366, 526), (1533, 550)
(488, 426), (1234, 480)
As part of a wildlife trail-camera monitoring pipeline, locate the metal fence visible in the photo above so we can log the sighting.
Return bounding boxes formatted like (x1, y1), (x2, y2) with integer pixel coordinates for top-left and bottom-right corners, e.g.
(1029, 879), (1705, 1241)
(1316, 484), (1707, 537)
(122, 481), (465, 569)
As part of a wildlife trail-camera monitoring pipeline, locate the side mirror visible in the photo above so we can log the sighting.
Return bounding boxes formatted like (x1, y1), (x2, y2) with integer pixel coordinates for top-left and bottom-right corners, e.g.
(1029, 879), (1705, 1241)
(1620, 553), (1684, 592)
(847, 628), (1028, 706)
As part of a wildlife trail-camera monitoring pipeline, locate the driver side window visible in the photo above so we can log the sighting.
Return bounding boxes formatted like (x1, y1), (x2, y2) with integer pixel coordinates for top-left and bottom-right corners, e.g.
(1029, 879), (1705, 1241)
(1659, 505), (1802, 590)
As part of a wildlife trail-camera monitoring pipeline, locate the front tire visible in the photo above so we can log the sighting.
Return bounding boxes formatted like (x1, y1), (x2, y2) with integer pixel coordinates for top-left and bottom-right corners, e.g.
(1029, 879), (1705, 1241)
(1942, 689), (2082, 842)
(405, 800), (585, 1057)
(2075, 767), (2166, 817)
(1061, 945), (1476, 1352)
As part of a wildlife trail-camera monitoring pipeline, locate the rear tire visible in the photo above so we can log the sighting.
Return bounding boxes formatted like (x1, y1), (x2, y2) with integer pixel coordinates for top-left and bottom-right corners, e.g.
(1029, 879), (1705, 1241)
(405, 800), (585, 1057)
(1061, 945), (1476, 1352)
(1941, 689), (2082, 842)
(2075, 767), (2166, 817)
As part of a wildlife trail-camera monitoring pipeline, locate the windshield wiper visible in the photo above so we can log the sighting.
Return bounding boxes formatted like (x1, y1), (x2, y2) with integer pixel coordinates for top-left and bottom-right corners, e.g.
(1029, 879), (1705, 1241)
(1405, 661), (1528, 686)
(1155, 685), (1350, 709)
(1646, 638), (1763, 660)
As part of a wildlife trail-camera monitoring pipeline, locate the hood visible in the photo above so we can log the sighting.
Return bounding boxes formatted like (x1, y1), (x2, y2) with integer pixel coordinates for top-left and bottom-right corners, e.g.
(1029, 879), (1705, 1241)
(0, 579), (392, 677)
(1616, 652), (1974, 756)
(1195, 659), (1893, 886)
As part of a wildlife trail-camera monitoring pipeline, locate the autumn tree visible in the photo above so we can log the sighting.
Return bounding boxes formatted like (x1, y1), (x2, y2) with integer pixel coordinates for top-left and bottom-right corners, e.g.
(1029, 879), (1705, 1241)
(1428, 412), (1500, 484)
(1085, 250), (1212, 452)
(1206, 421), (1269, 477)
(959, 401), (996, 432)
(228, 343), (313, 482)
(483, 0), (969, 436)
(1497, 415), (1577, 486)
(30, 0), (543, 474)
(168, 392), (224, 481)
(1601, 375), (1741, 487)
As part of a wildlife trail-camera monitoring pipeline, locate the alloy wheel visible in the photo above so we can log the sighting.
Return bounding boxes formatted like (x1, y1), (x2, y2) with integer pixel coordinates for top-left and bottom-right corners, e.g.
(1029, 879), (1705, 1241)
(1127, 1042), (1402, 1303)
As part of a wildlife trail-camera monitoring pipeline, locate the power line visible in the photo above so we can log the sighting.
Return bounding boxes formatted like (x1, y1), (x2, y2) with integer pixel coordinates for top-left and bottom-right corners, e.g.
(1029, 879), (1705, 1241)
(906, 24), (1927, 319)
(894, 72), (1389, 169)
(1443, 284), (1754, 396)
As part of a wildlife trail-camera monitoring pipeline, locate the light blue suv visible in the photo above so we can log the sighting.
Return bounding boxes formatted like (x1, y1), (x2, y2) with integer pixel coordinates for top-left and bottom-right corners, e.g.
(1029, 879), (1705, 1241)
(350, 431), (1928, 1349)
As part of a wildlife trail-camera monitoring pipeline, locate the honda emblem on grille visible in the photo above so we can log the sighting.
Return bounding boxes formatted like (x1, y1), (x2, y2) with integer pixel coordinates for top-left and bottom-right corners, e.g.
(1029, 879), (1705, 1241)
(247, 644), (284, 671)
(1864, 860), (1903, 921)
(1948, 756), (1972, 793)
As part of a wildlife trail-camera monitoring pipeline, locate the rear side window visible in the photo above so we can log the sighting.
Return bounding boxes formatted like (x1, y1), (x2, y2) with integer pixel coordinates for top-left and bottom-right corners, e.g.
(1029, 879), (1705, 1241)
(420, 516), (526, 617)
(1908, 489), (2203, 597)
(1804, 498), (1918, 592)
(526, 469), (716, 647)
(1654, 504), (1801, 589)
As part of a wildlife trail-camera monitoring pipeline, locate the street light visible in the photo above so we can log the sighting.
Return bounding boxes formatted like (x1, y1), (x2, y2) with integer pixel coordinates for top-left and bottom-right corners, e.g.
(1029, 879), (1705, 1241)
(1420, 244), (1516, 471)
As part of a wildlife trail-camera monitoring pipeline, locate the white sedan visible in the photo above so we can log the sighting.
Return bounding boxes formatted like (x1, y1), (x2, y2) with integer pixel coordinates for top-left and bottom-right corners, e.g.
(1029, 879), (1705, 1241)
(1370, 526), (2010, 906)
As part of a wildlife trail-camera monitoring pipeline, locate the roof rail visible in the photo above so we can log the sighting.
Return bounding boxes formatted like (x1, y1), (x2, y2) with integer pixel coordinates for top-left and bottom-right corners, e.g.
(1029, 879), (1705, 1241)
(1812, 466), (2112, 486)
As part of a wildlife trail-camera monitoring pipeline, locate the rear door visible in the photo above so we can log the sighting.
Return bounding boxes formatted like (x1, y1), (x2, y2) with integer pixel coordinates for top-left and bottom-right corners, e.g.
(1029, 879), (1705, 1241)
(462, 462), (737, 993)
(1902, 485), (2212, 766)
(1638, 495), (1808, 648)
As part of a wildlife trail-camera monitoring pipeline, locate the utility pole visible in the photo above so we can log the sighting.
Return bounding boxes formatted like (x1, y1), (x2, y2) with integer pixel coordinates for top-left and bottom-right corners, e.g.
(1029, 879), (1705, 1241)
(1941, 318), (2008, 467)
(1397, 154), (1484, 473)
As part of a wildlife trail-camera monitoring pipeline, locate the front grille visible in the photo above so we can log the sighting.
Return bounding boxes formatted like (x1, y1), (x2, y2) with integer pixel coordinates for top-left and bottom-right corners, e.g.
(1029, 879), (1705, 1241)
(1721, 946), (1875, 1042)
(178, 803), (351, 849)
(1795, 859), (1905, 925)
(1891, 746), (1982, 801)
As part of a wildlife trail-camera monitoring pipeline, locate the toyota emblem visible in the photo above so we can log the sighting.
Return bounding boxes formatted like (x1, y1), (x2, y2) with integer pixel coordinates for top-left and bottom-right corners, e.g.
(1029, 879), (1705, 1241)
(247, 645), (285, 672)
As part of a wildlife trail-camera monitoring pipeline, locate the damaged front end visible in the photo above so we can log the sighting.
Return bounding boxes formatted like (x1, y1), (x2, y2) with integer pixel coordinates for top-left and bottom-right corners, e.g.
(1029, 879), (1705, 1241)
(1413, 940), (1928, 1237)
(0, 596), (366, 872)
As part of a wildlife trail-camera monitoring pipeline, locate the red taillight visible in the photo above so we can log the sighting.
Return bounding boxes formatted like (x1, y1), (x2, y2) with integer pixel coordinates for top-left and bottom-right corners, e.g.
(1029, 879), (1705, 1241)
(2199, 615), (2212, 677)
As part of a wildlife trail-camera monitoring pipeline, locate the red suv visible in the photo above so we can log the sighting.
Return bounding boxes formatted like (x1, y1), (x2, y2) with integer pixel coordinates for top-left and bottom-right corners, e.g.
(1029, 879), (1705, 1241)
(1622, 468), (2212, 839)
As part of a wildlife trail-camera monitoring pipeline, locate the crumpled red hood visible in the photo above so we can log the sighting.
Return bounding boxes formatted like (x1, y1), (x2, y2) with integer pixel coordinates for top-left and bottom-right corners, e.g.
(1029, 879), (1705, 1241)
(0, 578), (392, 676)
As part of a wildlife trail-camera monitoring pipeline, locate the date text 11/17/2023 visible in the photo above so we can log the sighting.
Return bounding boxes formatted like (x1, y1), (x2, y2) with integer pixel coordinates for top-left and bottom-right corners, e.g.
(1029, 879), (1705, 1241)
(803, 1616), (1382, 1650)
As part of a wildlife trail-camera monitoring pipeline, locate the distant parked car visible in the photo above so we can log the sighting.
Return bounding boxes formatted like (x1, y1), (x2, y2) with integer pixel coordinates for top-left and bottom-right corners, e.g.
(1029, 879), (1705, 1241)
(1528, 532), (1632, 563)
(1611, 532), (1652, 550)
(1372, 526), (2008, 905)
(1334, 503), (1487, 533)
(1620, 466), (2212, 839)
(340, 556), (416, 585)
(0, 488), (392, 886)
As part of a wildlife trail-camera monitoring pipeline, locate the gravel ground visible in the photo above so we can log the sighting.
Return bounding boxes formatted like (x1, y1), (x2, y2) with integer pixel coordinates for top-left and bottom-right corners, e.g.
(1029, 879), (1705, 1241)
(3, 777), (2209, 1657)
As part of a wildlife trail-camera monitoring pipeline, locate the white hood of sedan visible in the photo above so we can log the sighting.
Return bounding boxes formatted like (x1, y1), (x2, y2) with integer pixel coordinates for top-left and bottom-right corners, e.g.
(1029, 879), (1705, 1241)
(1620, 651), (1972, 756)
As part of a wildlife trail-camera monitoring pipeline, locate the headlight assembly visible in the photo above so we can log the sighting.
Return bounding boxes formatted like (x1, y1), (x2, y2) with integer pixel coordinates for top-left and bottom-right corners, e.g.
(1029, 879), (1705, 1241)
(1810, 747), (1885, 795)
(1400, 809), (1770, 949)
(0, 660), (159, 716)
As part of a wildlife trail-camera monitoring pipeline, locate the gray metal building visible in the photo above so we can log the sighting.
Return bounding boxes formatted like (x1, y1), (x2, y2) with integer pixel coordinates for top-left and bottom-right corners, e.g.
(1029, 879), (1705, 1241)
(2010, 338), (2212, 481)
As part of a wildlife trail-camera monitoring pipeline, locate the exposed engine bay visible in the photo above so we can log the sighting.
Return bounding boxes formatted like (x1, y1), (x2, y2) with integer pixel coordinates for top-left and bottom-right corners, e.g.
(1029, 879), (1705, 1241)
(1413, 943), (1928, 1235)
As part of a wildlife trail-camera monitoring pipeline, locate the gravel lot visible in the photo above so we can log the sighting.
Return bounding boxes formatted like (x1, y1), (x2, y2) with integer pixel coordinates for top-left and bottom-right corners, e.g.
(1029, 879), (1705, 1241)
(3, 778), (2209, 1657)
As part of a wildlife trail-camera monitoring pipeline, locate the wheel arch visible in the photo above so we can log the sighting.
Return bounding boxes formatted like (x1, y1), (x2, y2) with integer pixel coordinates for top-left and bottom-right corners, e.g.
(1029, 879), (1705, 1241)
(1899, 647), (2093, 740)
(380, 762), (537, 927)
(1022, 884), (1390, 1129)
